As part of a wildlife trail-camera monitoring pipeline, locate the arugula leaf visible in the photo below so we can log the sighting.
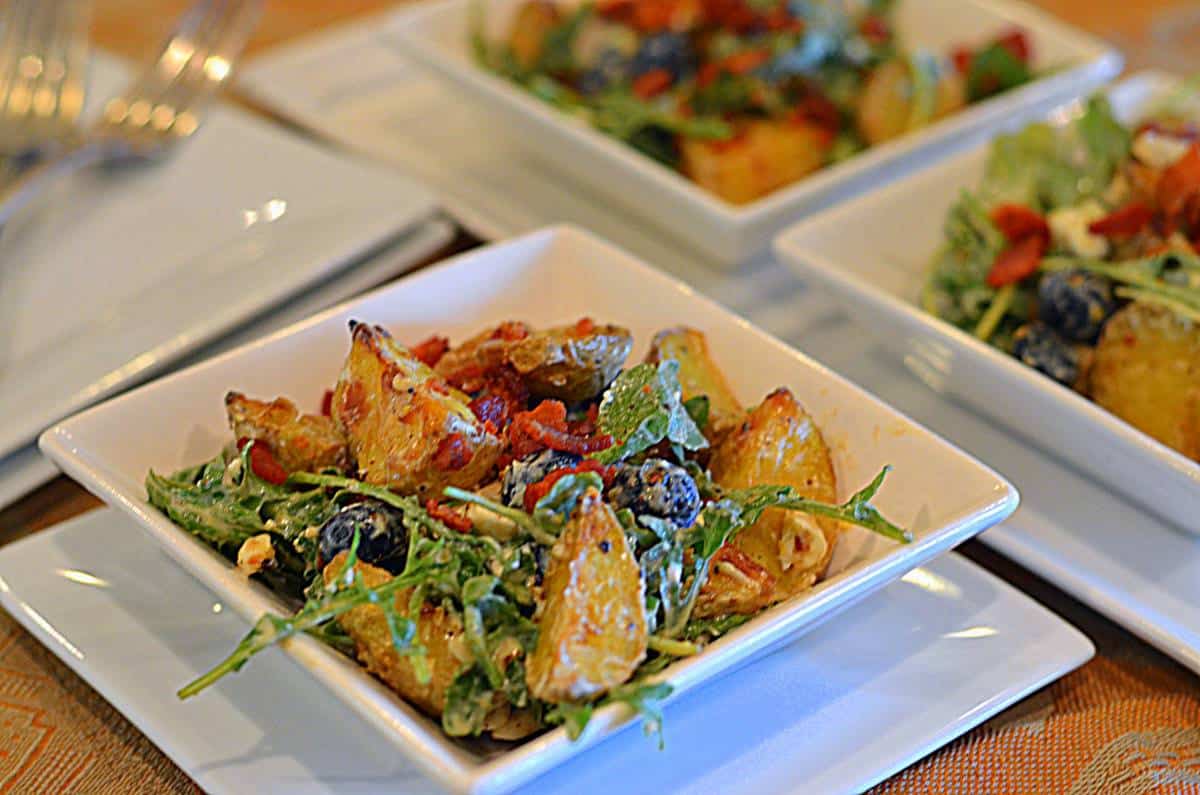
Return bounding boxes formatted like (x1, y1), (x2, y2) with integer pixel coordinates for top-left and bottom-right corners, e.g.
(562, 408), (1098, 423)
(593, 91), (732, 142)
(682, 395), (710, 430)
(607, 681), (674, 750)
(537, 4), (591, 75)
(966, 42), (1031, 101)
(532, 472), (605, 528)
(443, 667), (494, 737)
(593, 361), (708, 464)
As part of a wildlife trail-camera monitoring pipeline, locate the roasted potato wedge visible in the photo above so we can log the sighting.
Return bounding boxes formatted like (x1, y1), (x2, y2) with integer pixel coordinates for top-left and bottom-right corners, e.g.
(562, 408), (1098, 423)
(1090, 302), (1200, 461)
(436, 320), (633, 402)
(332, 322), (502, 496)
(708, 388), (839, 603)
(225, 392), (350, 474)
(325, 556), (469, 718)
(857, 58), (966, 146)
(526, 487), (647, 703)
(508, 1), (561, 69)
(681, 119), (832, 205)
(693, 544), (776, 619)
(646, 327), (744, 442)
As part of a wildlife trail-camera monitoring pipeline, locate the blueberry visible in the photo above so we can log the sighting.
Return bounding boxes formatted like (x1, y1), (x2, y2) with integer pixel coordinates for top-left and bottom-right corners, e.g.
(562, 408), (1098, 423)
(319, 501), (408, 573)
(501, 449), (582, 508)
(631, 33), (693, 80)
(578, 49), (632, 95)
(606, 458), (701, 528)
(1012, 323), (1079, 386)
(1038, 270), (1115, 343)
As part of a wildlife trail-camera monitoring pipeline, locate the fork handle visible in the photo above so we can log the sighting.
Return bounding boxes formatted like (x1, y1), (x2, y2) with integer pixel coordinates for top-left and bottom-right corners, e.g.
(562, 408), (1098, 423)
(0, 141), (106, 228)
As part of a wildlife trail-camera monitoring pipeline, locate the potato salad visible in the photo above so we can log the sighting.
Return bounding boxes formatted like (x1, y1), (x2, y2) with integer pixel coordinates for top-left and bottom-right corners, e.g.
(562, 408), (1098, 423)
(148, 318), (908, 744)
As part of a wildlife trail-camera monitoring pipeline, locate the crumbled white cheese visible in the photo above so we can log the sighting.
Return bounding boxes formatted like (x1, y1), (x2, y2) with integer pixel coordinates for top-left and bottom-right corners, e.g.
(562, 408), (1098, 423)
(236, 534), (276, 576)
(1131, 131), (1192, 170)
(1048, 200), (1109, 259)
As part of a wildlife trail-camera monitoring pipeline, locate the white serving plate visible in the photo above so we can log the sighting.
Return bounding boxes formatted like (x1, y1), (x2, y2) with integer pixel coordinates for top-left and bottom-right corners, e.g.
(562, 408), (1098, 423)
(0, 218), (455, 510)
(0, 52), (437, 462)
(40, 225), (1017, 795)
(776, 71), (1200, 536)
(0, 508), (1092, 795)
(391, 0), (1119, 264)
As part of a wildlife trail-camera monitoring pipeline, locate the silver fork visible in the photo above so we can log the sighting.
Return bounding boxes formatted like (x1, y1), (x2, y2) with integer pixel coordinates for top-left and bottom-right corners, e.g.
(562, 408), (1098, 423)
(0, 0), (263, 227)
(0, 0), (91, 160)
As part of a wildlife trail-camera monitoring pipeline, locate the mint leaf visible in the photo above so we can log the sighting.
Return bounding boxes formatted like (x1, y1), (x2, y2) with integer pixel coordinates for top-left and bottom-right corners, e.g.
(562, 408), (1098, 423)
(593, 362), (708, 464)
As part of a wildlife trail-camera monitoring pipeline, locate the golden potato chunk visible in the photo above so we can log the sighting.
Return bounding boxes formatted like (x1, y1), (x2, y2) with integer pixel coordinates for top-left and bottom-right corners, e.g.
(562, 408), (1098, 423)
(1090, 302), (1200, 461)
(693, 544), (776, 619)
(708, 388), (839, 603)
(324, 556), (469, 718)
(681, 119), (832, 204)
(857, 58), (966, 146)
(526, 488), (647, 703)
(435, 320), (633, 402)
(646, 327), (744, 443)
(225, 392), (350, 474)
(508, 1), (560, 69)
(332, 322), (502, 496)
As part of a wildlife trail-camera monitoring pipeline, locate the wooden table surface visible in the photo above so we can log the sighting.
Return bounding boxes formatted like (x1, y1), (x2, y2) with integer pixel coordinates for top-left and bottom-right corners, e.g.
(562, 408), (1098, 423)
(1, 1), (1198, 793)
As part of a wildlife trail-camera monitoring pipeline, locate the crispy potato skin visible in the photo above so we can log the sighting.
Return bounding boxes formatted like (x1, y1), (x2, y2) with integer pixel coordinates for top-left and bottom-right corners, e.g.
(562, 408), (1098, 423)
(526, 488), (647, 703)
(324, 555), (468, 718)
(436, 322), (633, 402)
(647, 327), (744, 443)
(1090, 303), (1200, 461)
(681, 119), (831, 204)
(225, 392), (349, 473)
(856, 59), (966, 146)
(693, 544), (776, 619)
(332, 322), (502, 496)
(707, 388), (839, 604)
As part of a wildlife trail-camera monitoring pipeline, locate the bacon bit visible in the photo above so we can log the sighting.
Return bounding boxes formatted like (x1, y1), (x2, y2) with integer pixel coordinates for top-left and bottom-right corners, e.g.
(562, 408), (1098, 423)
(573, 317), (596, 336)
(522, 460), (616, 512)
(428, 380), (450, 396)
(461, 366), (528, 431)
(764, 6), (801, 31)
(410, 335), (450, 367)
(492, 321), (529, 342)
(721, 49), (769, 75)
(1158, 143), (1200, 221)
(987, 234), (1047, 287)
(995, 29), (1032, 64)
(633, 68), (674, 99)
(858, 14), (890, 44)
(470, 394), (509, 429)
(568, 402), (600, 437)
(432, 433), (473, 472)
(697, 61), (720, 88)
(425, 499), (473, 532)
(951, 46), (973, 74)
(1088, 202), (1154, 239)
(791, 92), (841, 134)
(320, 389), (333, 417)
(990, 204), (1050, 243)
(236, 437), (289, 485)
(509, 400), (614, 458)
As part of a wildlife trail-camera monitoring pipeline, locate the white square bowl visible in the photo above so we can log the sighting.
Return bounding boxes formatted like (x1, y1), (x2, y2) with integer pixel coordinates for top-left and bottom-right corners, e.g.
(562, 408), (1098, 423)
(390, 0), (1119, 265)
(775, 71), (1200, 536)
(40, 225), (1017, 794)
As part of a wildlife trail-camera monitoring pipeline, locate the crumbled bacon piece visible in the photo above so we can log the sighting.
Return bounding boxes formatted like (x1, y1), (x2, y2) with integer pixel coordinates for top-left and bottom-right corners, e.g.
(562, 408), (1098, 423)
(1088, 202), (1154, 239)
(522, 460), (616, 512)
(320, 389), (333, 417)
(432, 433), (472, 471)
(509, 400), (614, 459)
(492, 321), (529, 342)
(236, 437), (289, 484)
(987, 233), (1046, 287)
(410, 335), (450, 367)
(1158, 143), (1200, 221)
(573, 317), (596, 336)
(567, 403), (600, 437)
(425, 499), (473, 532)
(858, 14), (890, 43)
(990, 204), (1050, 243)
(633, 68), (674, 99)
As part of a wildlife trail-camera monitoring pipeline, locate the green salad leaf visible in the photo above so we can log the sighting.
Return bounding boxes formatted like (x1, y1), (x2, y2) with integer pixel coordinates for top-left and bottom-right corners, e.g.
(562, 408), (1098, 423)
(593, 361), (709, 464)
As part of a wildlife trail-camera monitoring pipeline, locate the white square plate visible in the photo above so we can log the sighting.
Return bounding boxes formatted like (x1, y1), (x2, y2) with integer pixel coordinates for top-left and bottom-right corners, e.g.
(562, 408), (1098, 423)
(0, 52), (437, 461)
(40, 226), (1017, 794)
(392, 0), (1118, 264)
(0, 508), (1091, 794)
(775, 71), (1200, 536)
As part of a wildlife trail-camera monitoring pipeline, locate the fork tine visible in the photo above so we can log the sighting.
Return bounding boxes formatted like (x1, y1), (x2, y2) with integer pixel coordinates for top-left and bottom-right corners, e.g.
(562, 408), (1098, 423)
(105, 0), (261, 141)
